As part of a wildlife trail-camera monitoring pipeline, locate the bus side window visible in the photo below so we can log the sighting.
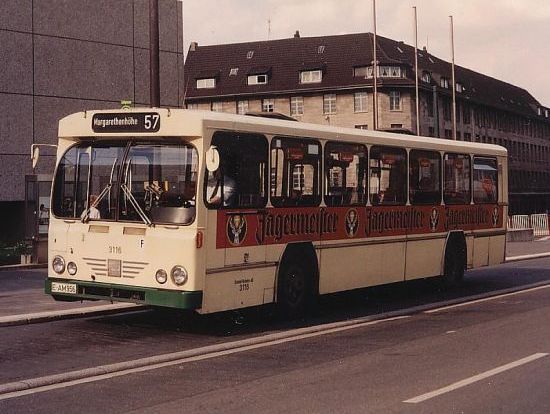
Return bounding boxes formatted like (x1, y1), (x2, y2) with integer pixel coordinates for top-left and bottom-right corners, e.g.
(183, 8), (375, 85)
(369, 146), (407, 206)
(443, 153), (471, 205)
(409, 150), (441, 205)
(270, 137), (321, 207)
(473, 157), (498, 203)
(324, 142), (367, 206)
(205, 131), (268, 209)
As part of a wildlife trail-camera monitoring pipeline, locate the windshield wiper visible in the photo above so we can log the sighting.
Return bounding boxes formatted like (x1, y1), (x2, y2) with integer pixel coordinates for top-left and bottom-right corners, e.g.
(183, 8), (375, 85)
(120, 183), (152, 226)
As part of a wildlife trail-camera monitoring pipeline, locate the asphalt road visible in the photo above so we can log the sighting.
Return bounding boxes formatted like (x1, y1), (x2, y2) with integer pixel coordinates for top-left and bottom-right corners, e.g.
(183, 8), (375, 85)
(1, 256), (550, 413)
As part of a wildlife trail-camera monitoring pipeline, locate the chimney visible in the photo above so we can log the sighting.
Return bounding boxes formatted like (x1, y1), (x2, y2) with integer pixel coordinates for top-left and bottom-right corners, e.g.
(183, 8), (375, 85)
(189, 41), (198, 52)
(294, 30), (300, 38)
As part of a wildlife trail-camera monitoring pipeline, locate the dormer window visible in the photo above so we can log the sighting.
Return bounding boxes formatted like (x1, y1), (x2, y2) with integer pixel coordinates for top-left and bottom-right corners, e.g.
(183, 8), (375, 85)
(440, 77), (449, 88)
(546, 109), (549, 118)
(246, 51), (254, 59)
(300, 69), (322, 84)
(317, 45), (325, 54)
(196, 78), (216, 89)
(353, 66), (368, 77)
(247, 74), (268, 85)
(421, 71), (431, 83)
(455, 82), (464, 93)
(229, 68), (238, 76)
(368, 65), (404, 78)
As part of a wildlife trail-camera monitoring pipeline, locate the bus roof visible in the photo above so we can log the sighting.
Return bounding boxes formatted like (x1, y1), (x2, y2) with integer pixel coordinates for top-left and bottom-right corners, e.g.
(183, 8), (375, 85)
(58, 108), (507, 157)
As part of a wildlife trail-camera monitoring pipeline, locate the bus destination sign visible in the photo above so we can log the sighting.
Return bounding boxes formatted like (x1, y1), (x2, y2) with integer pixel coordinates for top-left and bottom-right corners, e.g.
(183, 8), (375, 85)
(92, 112), (161, 133)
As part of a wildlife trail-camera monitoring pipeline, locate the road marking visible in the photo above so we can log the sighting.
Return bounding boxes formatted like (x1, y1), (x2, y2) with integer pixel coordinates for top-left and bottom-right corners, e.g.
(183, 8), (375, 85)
(0, 314), (410, 401)
(425, 284), (550, 314)
(404, 353), (548, 404)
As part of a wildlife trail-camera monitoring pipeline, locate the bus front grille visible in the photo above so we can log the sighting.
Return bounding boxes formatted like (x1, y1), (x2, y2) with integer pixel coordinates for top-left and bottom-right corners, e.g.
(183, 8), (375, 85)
(80, 285), (145, 302)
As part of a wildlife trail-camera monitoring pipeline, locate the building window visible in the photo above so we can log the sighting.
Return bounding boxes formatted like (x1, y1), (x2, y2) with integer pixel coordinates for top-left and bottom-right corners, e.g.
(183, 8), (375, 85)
(196, 78), (215, 89)
(378, 66), (404, 78)
(211, 102), (223, 112)
(440, 77), (449, 88)
(389, 91), (401, 111)
(421, 71), (431, 83)
(355, 124), (368, 130)
(290, 96), (304, 116)
(455, 82), (464, 93)
(354, 92), (368, 113)
(246, 51), (254, 59)
(463, 104), (471, 124)
(248, 74), (268, 85)
(300, 70), (322, 84)
(323, 94), (337, 114)
(317, 45), (325, 54)
(391, 124), (403, 129)
(237, 100), (249, 115)
(186, 103), (198, 110)
(262, 98), (274, 112)
(229, 68), (238, 76)
(443, 99), (452, 121)
(353, 66), (368, 77)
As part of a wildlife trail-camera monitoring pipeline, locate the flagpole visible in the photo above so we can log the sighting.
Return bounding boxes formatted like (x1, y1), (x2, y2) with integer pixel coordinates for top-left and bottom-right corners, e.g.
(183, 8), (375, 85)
(413, 6), (420, 136)
(450, 15), (457, 140)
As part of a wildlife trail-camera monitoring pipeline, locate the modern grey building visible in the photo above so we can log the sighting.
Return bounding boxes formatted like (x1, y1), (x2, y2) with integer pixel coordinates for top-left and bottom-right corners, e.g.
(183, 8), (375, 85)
(0, 0), (184, 241)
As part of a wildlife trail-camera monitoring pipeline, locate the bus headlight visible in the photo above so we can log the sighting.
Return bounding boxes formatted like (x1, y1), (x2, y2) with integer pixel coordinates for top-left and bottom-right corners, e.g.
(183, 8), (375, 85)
(171, 266), (188, 286)
(155, 269), (168, 284)
(67, 262), (78, 276)
(52, 256), (65, 274)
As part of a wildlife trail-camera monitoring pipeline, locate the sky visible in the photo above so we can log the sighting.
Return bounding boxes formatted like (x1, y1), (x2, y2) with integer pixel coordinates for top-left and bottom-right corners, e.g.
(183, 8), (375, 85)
(182, 0), (550, 106)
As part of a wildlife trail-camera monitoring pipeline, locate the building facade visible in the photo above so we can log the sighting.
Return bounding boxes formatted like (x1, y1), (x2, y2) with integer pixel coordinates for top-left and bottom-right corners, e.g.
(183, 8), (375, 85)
(0, 0), (184, 241)
(184, 32), (550, 215)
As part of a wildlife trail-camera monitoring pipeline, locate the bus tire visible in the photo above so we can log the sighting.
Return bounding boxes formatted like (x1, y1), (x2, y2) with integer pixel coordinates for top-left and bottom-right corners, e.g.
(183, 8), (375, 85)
(277, 261), (311, 319)
(443, 235), (466, 288)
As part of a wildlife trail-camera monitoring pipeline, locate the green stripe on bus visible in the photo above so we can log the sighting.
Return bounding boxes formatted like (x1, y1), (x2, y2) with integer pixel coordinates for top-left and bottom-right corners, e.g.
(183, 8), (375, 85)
(45, 278), (203, 310)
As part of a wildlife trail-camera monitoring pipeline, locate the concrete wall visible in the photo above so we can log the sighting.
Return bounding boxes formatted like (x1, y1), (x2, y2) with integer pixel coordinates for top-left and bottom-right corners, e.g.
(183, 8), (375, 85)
(0, 0), (183, 239)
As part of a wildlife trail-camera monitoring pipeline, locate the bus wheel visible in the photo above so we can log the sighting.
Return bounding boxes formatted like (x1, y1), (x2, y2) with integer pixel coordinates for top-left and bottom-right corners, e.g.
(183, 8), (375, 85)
(443, 246), (465, 288)
(277, 262), (310, 319)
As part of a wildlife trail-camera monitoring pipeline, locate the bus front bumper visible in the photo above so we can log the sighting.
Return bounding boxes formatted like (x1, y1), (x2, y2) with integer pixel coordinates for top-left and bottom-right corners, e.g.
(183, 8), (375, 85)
(45, 278), (203, 310)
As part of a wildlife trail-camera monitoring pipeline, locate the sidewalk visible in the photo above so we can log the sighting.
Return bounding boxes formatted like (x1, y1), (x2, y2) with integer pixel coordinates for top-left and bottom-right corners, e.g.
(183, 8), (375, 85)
(506, 239), (550, 258)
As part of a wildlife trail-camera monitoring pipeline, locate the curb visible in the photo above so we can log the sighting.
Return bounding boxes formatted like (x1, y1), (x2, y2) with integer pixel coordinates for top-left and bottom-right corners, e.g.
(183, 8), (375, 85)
(0, 263), (47, 272)
(1, 279), (550, 397)
(0, 303), (146, 327)
(505, 252), (550, 263)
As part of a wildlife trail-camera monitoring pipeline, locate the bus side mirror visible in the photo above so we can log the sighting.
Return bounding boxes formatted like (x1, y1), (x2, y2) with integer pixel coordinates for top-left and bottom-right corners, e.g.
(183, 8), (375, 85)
(205, 146), (220, 172)
(31, 145), (40, 169)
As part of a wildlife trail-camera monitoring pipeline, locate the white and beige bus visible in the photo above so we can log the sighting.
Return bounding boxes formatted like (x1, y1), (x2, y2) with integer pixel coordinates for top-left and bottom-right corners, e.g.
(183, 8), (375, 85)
(46, 109), (507, 317)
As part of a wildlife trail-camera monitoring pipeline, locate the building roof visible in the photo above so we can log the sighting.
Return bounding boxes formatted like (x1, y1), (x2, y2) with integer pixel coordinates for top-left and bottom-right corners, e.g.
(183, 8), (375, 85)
(184, 32), (547, 119)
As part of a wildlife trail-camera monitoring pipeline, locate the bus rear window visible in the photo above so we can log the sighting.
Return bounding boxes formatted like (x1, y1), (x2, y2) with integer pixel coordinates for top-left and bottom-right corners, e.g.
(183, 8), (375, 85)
(473, 157), (498, 203)
(444, 153), (471, 205)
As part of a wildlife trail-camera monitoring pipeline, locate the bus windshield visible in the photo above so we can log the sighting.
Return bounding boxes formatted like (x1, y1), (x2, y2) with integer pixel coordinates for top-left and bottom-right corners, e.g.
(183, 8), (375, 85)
(52, 140), (198, 225)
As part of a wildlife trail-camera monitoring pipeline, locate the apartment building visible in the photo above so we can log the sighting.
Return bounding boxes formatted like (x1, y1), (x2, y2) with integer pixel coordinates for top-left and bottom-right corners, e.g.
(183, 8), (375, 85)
(184, 32), (550, 214)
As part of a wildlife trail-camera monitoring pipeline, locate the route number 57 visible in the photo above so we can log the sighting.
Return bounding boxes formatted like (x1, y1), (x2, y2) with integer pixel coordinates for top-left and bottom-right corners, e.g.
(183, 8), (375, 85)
(144, 114), (160, 131)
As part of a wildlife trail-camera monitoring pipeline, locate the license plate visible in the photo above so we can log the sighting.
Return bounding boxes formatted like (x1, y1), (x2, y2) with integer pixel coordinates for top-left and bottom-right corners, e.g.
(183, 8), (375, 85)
(51, 282), (77, 294)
